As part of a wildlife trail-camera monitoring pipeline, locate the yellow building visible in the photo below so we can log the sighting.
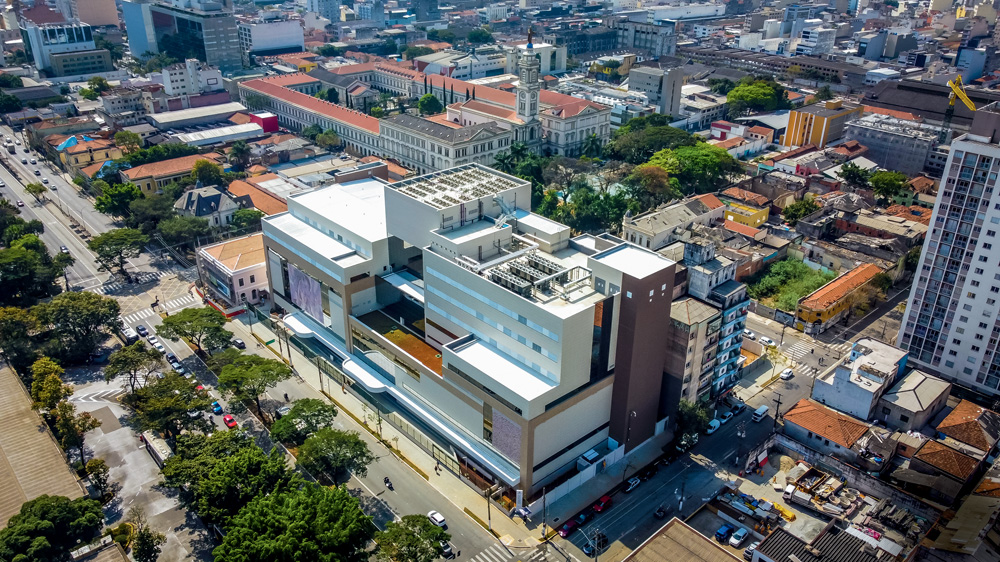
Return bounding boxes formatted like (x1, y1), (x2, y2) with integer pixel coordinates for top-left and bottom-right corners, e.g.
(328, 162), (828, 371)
(796, 263), (881, 335)
(780, 99), (864, 148)
(720, 187), (770, 227)
(52, 135), (123, 175)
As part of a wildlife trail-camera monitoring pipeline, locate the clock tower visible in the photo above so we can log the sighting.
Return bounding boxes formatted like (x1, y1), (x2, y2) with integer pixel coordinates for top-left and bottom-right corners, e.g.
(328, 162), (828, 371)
(516, 30), (541, 126)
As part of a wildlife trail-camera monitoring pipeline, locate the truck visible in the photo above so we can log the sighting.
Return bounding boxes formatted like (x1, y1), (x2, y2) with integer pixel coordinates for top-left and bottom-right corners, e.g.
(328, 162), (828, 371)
(5, 141), (15, 154)
(783, 484), (813, 507)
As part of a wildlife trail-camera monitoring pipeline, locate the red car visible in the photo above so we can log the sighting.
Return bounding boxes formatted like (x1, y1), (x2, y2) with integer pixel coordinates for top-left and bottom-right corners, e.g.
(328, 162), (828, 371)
(593, 495), (612, 512)
(558, 519), (578, 538)
(223, 414), (237, 428)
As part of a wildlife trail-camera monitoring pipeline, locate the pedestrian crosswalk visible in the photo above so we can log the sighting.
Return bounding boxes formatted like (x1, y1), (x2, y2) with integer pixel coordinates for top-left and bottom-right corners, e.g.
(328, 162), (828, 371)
(469, 544), (580, 562)
(164, 294), (198, 309)
(783, 341), (851, 360)
(121, 308), (156, 324)
(72, 389), (125, 403)
(90, 270), (174, 295)
(120, 295), (199, 324)
(470, 544), (512, 562)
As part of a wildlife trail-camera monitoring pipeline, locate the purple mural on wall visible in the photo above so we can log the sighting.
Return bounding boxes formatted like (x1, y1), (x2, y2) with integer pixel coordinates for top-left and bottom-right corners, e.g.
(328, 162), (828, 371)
(492, 409), (522, 463)
(288, 263), (323, 321)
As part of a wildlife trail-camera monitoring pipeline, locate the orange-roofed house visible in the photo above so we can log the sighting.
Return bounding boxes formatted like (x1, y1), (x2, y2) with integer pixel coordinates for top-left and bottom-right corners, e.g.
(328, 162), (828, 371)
(196, 233), (268, 307)
(796, 262), (883, 334)
(120, 153), (224, 195)
(50, 134), (123, 175)
(909, 439), (987, 504)
(719, 187), (770, 228)
(228, 180), (288, 216)
(937, 400), (1000, 455)
(782, 399), (870, 463)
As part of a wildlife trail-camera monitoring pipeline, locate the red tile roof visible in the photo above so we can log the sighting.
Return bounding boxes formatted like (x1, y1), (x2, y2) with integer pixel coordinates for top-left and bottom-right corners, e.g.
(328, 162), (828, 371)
(228, 180), (288, 216)
(460, 99), (520, 122)
(229, 112), (254, 125)
(722, 187), (770, 207)
(886, 204), (933, 226)
(121, 153), (223, 181)
(425, 113), (463, 128)
(938, 400), (1000, 452)
(909, 175), (938, 194)
(693, 193), (724, 210)
(863, 105), (922, 122)
(251, 73), (321, 88)
(772, 144), (818, 163)
(247, 173), (280, 187)
(712, 136), (747, 150)
(914, 440), (980, 481)
(242, 79), (380, 134)
(783, 399), (869, 449)
(65, 138), (116, 155)
(800, 263), (882, 310)
(724, 220), (761, 238)
(327, 62), (378, 75)
(747, 126), (772, 137)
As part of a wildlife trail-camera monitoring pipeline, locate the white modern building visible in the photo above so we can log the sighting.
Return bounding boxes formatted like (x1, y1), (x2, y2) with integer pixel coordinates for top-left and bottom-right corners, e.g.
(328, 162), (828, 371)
(19, 19), (96, 70)
(503, 42), (567, 76)
(628, 66), (683, 116)
(238, 18), (306, 66)
(413, 48), (507, 80)
(812, 338), (910, 420)
(899, 103), (1000, 396)
(161, 59), (224, 97)
(261, 163), (682, 496)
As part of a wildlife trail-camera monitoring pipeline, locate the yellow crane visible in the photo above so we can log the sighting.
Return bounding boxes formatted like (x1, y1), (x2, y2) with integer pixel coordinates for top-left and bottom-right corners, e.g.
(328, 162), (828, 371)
(941, 75), (976, 144)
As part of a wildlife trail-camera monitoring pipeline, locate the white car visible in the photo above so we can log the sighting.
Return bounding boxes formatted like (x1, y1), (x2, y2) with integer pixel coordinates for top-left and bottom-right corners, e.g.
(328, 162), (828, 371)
(427, 511), (446, 527)
(730, 527), (749, 548)
(759, 336), (776, 347)
(743, 329), (756, 340)
(706, 419), (721, 435)
(153, 342), (165, 353)
(780, 368), (794, 380)
(146, 335), (158, 345)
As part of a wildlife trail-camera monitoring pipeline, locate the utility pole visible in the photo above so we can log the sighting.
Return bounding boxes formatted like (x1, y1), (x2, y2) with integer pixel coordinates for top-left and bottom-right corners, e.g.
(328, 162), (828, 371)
(735, 421), (747, 471)
(677, 461), (692, 513)
(485, 486), (492, 532)
(773, 392), (783, 431)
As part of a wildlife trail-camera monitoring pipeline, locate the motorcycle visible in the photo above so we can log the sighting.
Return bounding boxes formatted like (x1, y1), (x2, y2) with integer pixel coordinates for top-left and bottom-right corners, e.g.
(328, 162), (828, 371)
(384, 477), (393, 491)
(654, 506), (668, 519)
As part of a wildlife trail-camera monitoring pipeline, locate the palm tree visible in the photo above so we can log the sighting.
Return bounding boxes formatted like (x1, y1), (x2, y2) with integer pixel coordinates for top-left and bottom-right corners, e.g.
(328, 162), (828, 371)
(228, 140), (252, 172)
(510, 142), (529, 164)
(493, 152), (515, 174)
(582, 134), (602, 159)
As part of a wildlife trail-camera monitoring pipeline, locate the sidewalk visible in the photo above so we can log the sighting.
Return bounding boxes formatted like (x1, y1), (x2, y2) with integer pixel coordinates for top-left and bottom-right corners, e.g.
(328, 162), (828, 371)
(222, 310), (536, 547)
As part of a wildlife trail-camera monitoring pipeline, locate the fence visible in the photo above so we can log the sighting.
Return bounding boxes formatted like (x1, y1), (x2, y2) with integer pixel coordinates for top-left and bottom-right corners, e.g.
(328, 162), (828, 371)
(525, 444), (624, 514)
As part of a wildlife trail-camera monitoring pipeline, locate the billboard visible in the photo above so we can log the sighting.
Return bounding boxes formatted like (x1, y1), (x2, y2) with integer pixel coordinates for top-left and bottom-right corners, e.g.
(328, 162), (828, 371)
(288, 264), (323, 321)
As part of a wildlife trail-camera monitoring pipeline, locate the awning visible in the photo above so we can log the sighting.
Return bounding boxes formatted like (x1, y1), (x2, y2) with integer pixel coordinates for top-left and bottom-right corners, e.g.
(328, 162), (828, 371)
(380, 271), (424, 304)
(283, 312), (388, 393)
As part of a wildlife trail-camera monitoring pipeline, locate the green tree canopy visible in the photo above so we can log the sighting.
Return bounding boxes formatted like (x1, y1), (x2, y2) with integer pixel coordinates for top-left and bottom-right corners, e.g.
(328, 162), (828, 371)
(87, 228), (149, 282)
(782, 198), (820, 226)
(676, 399), (710, 435)
(0, 306), (39, 374)
(156, 306), (230, 353)
(301, 124), (322, 141)
(54, 400), (102, 465)
(836, 161), (872, 188)
(24, 182), (46, 201)
(33, 291), (120, 362)
(271, 398), (338, 445)
(196, 446), (299, 526)
(228, 140), (252, 172)
(104, 341), (164, 393)
(418, 93), (443, 115)
(870, 170), (909, 203)
(87, 76), (110, 93)
(645, 143), (742, 194)
(467, 27), (493, 44)
(162, 429), (255, 496)
(0, 495), (104, 562)
(191, 160), (224, 186)
(94, 182), (143, 217)
(123, 372), (212, 438)
(213, 484), (375, 562)
(404, 46), (434, 59)
(315, 129), (340, 149)
(813, 85), (835, 101)
(726, 76), (791, 118)
(114, 130), (142, 154)
(370, 105), (385, 118)
(128, 195), (175, 234)
(231, 208), (265, 231)
(29, 357), (71, 413)
(375, 514), (451, 562)
(297, 428), (376, 484)
(156, 216), (210, 248)
(218, 354), (293, 415)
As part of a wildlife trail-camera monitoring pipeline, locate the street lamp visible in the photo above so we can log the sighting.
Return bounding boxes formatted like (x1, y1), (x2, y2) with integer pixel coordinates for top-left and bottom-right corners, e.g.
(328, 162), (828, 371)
(624, 409), (637, 446)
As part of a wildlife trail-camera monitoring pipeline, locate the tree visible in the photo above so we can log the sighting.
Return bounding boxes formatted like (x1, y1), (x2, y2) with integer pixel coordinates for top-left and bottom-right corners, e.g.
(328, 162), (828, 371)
(869, 170), (909, 203)
(0, 495), (103, 562)
(156, 216), (209, 247)
(123, 372), (212, 438)
(87, 76), (110, 93)
(30, 357), (71, 413)
(191, 160), (224, 186)
(206, 347), (243, 374)
(707, 78), (736, 95)
(52, 251), (75, 290)
(0, 73), (23, 88)
(813, 85), (835, 101)
(218, 354), (293, 416)
(85, 458), (111, 500)
(195, 446), (298, 525)
(78, 88), (98, 101)
(0, 306), (39, 374)
(315, 129), (340, 149)
(128, 195), (175, 234)
(33, 291), (120, 362)
(24, 182), (46, 201)
(114, 130), (142, 154)
(301, 124), (322, 141)
(298, 428), (377, 483)
(213, 484), (374, 562)
(676, 399), (710, 435)
(95, 182), (142, 217)
(162, 430), (254, 496)
(88, 228), (148, 282)
(105, 342), (164, 393)
(781, 198), (820, 226)
(836, 161), (871, 188)
(271, 398), (339, 445)
(493, 152), (515, 174)
(157, 306), (230, 353)
(132, 525), (166, 562)
(375, 515), (450, 562)
(228, 140), (251, 172)
(231, 208), (265, 231)
(467, 27), (493, 44)
(627, 163), (681, 207)
(725, 77), (790, 118)
(370, 105), (385, 118)
(418, 93), (443, 115)
(54, 400), (102, 466)
(872, 272), (894, 294)
(404, 46), (434, 59)
(582, 134), (603, 158)
(646, 143), (742, 194)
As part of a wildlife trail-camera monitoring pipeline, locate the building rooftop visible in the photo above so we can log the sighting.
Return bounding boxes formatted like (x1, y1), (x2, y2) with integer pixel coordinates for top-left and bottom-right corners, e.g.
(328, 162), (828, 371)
(624, 518), (740, 562)
(241, 78), (379, 133)
(756, 526), (880, 562)
(846, 113), (942, 140)
(879, 372), (949, 418)
(914, 440), (980, 481)
(624, 194), (723, 237)
(290, 178), (388, 244)
(388, 163), (525, 210)
(593, 243), (674, 280)
(783, 399), (870, 449)
(721, 187), (769, 207)
(228, 180), (288, 215)
(670, 297), (720, 326)
(937, 399), (1000, 453)
(199, 233), (265, 273)
(147, 102), (248, 127)
(800, 263), (881, 311)
(795, 99), (863, 118)
(382, 113), (508, 143)
(121, 153), (223, 180)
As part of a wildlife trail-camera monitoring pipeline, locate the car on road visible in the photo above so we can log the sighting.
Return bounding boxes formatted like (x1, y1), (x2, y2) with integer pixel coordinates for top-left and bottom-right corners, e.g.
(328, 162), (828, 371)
(165, 352), (177, 363)
(59, 245), (69, 254)
(715, 524), (735, 543)
(639, 464), (658, 481)
(574, 509), (593, 525)
(558, 519), (578, 537)
(759, 336), (776, 347)
(732, 402), (747, 415)
(720, 411), (734, 424)
(29, 158), (35, 164)
(743, 329), (756, 340)
(33, 169), (39, 176)
(20, 158), (25, 164)
(706, 419), (721, 435)
(223, 414), (237, 428)
(427, 511), (447, 528)
(582, 532), (608, 557)
(153, 342), (165, 353)
(146, 335), (158, 344)
(744, 541), (760, 561)
(233, 338), (246, 349)
(136, 325), (148, 336)
(440, 541), (454, 559)
(277, 406), (292, 416)
(624, 476), (641, 493)
(212, 401), (223, 415)
(592, 495), (612, 512)
(16, 200), (23, 207)
(170, 361), (185, 373)
(730, 527), (749, 548)
(22, 147), (28, 153)
(780, 368), (794, 380)
(41, 177), (48, 184)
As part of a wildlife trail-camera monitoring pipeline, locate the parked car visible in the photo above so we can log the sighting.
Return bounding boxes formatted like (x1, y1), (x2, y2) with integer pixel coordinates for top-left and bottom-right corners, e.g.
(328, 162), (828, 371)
(440, 541), (454, 559)
(33, 169), (39, 176)
(211, 401), (223, 415)
(730, 527), (749, 548)
(427, 511), (447, 528)
(592, 495), (612, 512)
(731, 402), (747, 415)
(233, 338), (246, 349)
(759, 336), (775, 347)
(29, 158), (36, 164)
(136, 325), (148, 337)
(706, 419), (721, 435)
(720, 411), (734, 424)
(624, 476), (641, 493)
(41, 177), (48, 184)
(558, 519), (578, 537)
(16, 200), (23, 207)
(574, 509), (593, 525)
(715, 523), (735, 543)
(743, 329), (756, 340)
(223, 414), (237, 428)
(780, 368), (794, 380)
(146, 334), (158, 344)
(165, 352), (177, 363)
(582, 532), (607, 557)
(153, 342), (165, 353)
(20, 158), (26, 164)
(744, 541), (760, 561)
(639, 464), (658, 481)
(277, 406), (292, 416)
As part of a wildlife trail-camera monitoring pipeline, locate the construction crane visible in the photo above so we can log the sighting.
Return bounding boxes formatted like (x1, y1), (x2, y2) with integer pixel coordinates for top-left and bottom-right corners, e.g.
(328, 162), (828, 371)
(939, 75), (977, 144)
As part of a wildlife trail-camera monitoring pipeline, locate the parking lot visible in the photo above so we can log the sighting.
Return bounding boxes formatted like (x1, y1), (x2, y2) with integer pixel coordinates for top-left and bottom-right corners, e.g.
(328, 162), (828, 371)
(685, 507), (757, 560)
